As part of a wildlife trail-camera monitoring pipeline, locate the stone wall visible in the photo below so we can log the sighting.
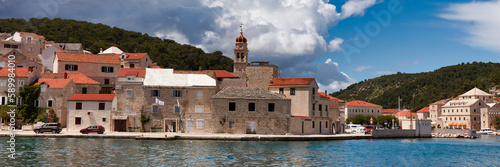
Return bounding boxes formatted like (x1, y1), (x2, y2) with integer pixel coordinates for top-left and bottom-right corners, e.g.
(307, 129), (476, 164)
(372, 129), (418, 138)
(245, 65), (277, 90)
(431, 129), (475, 138)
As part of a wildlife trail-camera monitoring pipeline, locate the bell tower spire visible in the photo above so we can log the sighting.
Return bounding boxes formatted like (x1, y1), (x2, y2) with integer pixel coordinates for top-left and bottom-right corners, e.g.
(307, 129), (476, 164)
(234, 23), (249, 73)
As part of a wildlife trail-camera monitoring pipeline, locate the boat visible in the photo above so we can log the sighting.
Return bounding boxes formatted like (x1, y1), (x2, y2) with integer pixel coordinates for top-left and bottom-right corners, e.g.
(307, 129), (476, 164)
(476, 128), (493, 135)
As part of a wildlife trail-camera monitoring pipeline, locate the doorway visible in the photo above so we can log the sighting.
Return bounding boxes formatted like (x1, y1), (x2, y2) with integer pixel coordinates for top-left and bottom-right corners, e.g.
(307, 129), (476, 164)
(246, 122), (256, 134)
(187, 120), (193, 133)
(114, 120), (127, 132)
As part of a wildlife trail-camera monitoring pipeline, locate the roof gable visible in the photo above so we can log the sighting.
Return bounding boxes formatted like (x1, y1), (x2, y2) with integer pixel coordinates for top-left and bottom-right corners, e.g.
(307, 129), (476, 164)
(417, 107), (430, 113)
(117, 68), (146, 77)
(269, 77), (315, 86)
(345, 100), (382, 107)
(460, 87), (492, 97)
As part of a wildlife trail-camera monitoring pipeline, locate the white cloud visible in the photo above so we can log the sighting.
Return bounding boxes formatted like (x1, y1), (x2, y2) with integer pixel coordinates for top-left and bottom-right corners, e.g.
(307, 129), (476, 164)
(355, 65), (372, 71)
(327, 37), (344, 52)
(439, 0), (500, 52)
(374, 70), (395, 75)
(340, 0), (377, 19)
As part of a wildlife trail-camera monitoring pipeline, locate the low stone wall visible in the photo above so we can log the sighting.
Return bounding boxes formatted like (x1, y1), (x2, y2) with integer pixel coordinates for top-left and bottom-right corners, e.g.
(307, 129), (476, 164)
(431, 129), (475, 138)
(372, 129), (418, 138)
(22, 125), (34, 131)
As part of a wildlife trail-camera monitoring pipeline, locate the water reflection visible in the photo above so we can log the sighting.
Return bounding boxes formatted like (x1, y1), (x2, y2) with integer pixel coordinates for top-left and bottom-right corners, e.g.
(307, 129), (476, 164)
(1, 136), (499, 166)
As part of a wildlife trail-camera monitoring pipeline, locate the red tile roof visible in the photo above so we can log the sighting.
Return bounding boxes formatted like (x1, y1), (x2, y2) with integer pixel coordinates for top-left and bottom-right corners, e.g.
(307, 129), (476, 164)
(68, 94), (116, 101)
(41, 72), (100, 85)
(382, 109), (398, 114)
(269, 77), (315, 86)
(117, 68), (146, 77)
(0, 67), (32, 77)
(205, 70), (238, 78)
(292, 115), (310, 118)
(345, 100), (382, 107)
(56, 52), (120, 64)
(417, 107), (430, 113)
(34, 79), (71, 88)
(116, 53), (148, 60)
(152, 66), (162, 69)
(395, 110), (417, 116)
(317, 92), (345, 102)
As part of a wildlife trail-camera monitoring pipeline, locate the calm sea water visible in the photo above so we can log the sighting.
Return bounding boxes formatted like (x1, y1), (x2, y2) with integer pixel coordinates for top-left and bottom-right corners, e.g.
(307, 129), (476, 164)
(1, 135), (499, 166)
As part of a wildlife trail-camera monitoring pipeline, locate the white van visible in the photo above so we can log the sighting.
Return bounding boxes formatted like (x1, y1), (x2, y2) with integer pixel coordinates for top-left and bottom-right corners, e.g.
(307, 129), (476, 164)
(345, 124), (365, 134)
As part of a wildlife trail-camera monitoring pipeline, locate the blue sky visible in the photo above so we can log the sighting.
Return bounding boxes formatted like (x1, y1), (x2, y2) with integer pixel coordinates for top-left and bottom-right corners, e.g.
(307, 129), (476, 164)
(0, 0), (499, 92)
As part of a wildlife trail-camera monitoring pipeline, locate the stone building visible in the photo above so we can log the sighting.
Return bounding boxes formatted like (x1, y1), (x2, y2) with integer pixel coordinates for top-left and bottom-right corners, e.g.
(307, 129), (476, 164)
(1, 49), (44, 72)
(345, 100), (383, 119)
(318, 92), (345, 134)
(416, 107), (430, 119)
(211, 87), (291, 134)
(0, 67), (40, 105)
(0, 32), (45, 56)
(67, 94), (116, 132)
(41, 72), (101, 94)
(116, 53), (153, 68)
(34, 78), (77, 127)
(113, 68), (146, 132)
(41, 44), (65, 72)
(142, 68), (217, 133)
(54, 43), (83, 54)
(440, 88), (493, 130)
(53, 52), (120, 94)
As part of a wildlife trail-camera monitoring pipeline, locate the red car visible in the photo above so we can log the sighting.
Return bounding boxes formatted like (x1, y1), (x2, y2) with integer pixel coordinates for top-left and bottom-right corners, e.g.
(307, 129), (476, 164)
(365, 125), (374, 134)
(80, 125), (105, 134)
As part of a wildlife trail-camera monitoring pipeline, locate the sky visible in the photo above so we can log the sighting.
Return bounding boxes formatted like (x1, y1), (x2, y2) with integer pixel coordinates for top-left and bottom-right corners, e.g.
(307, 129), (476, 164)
(0, 0), (499, 93)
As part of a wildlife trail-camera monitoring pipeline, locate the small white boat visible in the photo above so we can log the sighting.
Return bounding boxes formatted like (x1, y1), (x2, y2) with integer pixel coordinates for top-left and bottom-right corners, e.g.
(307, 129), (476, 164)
(476, 128), (493, 135)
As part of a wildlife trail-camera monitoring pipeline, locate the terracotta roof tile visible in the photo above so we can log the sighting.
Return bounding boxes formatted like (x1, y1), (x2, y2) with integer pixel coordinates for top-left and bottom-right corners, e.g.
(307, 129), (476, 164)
(345, 100), (382, 107)
(382, 109), (399, 114)
(395, 110), (417, 116)
(68, 94), (116, 101)
(34, 79), (71, 88)
(417, 107), (430, 113)
(116, 53), (148, 60)
(41, 72), (100, 85)
(117, 68), (146, 77)
(56, 52), (120, 64)
(204, 70), (238, 78)
(317, 92), (345, 102)
(152, 66), (162, 69)
(269, 77), (315, 86)
(0, 67), (32, 77)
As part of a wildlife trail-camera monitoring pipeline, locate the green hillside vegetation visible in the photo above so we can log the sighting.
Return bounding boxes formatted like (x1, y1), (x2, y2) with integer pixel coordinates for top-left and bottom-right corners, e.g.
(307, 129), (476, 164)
(0, 18), (233, 71)
(332, 62), (500, 111)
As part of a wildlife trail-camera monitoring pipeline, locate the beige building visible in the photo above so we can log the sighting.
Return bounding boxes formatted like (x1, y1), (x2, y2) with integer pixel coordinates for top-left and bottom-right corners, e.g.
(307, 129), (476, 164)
(0, 32), (45, 56)
(417, 107), (430, 119)
(34, 78), (77, 127)
(53, 52), (120, 94)
(345, 100), (383, 119)
(67, 94), (116, 132)
(318, 92), (345, 134)
(440, 88), (494, 130)
(212, 87), (291, 134)
(0, 67), (40, 105)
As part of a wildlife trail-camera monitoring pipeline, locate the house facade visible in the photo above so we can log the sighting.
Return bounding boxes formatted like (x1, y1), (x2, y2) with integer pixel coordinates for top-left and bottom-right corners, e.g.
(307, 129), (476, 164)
(67, 94), (116, 132)
(113, 68), (146, 132)
(34, 78), (77, 127)
(345, 100), (383, 119)
(116, 53), (153, 68)
(0, 67), (40, 105)
(0, 32), (45, 56)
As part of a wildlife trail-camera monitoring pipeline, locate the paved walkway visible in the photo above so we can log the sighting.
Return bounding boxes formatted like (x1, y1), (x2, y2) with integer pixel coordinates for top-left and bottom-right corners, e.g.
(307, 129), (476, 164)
(0, 130), (372, 141)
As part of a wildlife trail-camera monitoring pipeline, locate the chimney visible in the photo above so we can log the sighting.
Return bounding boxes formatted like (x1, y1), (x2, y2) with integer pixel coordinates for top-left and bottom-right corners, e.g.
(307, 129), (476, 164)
(99, 48), (103, 54)
(325, 90), (327, 95)
(64, 72), (68, 79)
(198, 66), (202, 71)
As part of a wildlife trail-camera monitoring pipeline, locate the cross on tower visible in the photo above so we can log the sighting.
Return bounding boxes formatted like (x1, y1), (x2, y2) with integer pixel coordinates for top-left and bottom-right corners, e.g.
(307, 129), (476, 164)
(240, 22), (244, 34)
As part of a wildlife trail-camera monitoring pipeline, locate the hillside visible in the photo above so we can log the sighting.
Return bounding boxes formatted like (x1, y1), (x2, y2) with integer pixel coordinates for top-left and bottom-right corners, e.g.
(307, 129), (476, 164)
(331, 62), (500, 111)
(0, 18), (233, 71)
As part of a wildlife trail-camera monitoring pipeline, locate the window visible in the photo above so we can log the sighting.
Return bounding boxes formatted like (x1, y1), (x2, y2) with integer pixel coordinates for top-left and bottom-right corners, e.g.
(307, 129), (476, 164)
(268, 103), (275, 112)
(197, 90), (203, 98)
(18, 80), (24, 87)
(461, 109), (463, 112)
(279, 88), (284, 94)
(197, 119), (204, 128)
(82, 87), (87, 94)
(229, 120), (235, 128)
(26, 36), (32, 40)
(474, 109), (476, 112)
(151, 90), (160, 96)
(312, 104), (315, 111)
(326, 105), (328, 111)
(152, 105), (158, 113)
(101, 66), (114, 73)
(75, 117), (81, 125)
(175, 106), (180, 113)
(312, 121), (315, 128)
(248, 103), (255, 111)
(34, 100), (39, 107)
(0, 80), (5, 86)
(129, 64), (135, 68)
(76, 102), (82, 110)
(474, 117), (476, 121)
(312, 88), (315, 95)
(125, 105), (131, 112)
(290, 88), (295, 95)
(173, 90), (182, 97)
(102, 118), (107, 122)
(319, 104), (322, 111)
(326, 121), (328, 128)
(126, 90), (133, 98)
(229, 102), (236, 111)
(65, 64), (78, 71)
(28, 47), (33, 52)
(195, 105), (204, 113)
(104, 79), (110, 85)
(48, 100), (53, 107)
(99, 103), (105, 110)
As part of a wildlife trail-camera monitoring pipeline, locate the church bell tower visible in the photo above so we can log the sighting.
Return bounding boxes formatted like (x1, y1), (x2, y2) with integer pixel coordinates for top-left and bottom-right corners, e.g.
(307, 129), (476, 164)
(234, 23), (249, 73)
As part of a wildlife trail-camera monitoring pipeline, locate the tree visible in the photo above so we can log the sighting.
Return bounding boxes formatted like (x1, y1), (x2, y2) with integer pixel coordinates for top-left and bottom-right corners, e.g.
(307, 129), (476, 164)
(18, 85), (41, 123)
(376, 115), (399, 127)
(140, 114), (150, 132)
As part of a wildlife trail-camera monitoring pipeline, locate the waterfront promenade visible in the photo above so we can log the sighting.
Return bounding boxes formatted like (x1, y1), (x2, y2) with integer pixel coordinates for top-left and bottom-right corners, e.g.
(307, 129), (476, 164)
(1, 130), (372, 141)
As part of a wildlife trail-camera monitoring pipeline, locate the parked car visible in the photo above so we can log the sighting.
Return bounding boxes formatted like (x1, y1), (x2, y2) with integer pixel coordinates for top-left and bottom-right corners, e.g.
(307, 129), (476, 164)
(80, 125), (105, 134)
(34, 123), (62, 134)
(365, 125), (374, 134)
(345, 124), (365, 134)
